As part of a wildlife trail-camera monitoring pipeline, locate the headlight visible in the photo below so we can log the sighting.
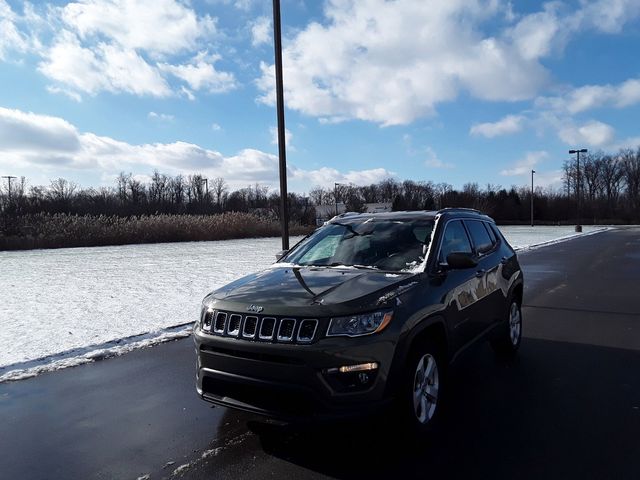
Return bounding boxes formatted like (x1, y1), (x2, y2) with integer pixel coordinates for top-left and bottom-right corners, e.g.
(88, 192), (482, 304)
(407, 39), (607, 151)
(327, 310), (393, 337)
(198, 301), (215, 332)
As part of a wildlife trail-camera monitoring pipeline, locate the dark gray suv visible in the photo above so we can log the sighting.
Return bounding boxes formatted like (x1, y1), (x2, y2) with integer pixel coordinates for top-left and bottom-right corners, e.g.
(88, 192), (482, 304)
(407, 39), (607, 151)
(193, 208), (523, 432)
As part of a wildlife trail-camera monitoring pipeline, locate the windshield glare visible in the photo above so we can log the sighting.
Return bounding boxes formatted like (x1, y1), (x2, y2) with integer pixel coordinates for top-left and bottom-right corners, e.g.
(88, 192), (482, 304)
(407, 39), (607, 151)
(284, 219), (434, 272)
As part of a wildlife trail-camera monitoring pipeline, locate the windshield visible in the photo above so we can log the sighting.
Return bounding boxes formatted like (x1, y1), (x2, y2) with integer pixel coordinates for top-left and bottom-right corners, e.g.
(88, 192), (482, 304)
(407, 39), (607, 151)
(283, 219), (434, 272)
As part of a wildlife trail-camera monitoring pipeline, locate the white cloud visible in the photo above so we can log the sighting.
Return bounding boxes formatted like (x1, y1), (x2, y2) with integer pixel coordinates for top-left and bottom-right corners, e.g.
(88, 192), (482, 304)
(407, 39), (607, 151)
(211, 123), (222, 131)
(500, 151), (548, 176)
(251, 16), (271, 47)
(256, 0), (553, 126)
(159, 51), (237, 93)
(0, 0), (28, 60)
(0, 106), (80, 152)
(470, 114), (525, 138)
(424, 147), (454, 169)
(507, 3), (566, 61)
(39, 31), (172, 97)
(269, 126), (293, 150)
(256, 0), (640, 126)
(59, 0), (216, 57)
(292, 167), (395, 188)
(46, 85), (83, 102)
(148, 111), (174, 121)
(558, 120), (615, 147)
(0, 106), (390, 190)
(537, 77), (640, 114)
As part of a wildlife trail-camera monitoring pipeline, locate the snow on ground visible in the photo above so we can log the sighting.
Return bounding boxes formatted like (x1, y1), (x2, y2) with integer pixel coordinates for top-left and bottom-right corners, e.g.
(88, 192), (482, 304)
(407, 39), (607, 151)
(0, 226), (607, 380)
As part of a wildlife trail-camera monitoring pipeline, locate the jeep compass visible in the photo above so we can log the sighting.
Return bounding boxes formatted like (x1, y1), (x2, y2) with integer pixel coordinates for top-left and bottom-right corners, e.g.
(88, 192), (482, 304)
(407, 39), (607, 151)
(193, 208), (524, 431)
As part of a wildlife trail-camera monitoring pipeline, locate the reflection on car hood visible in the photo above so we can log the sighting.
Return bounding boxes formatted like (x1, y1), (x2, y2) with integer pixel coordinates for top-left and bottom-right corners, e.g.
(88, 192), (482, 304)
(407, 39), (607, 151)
(207, 265), (418, 313)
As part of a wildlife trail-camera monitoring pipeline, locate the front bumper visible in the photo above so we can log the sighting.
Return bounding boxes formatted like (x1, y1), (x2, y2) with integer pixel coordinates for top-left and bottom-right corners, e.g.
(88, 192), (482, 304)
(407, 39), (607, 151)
(194, 326), (397, 420)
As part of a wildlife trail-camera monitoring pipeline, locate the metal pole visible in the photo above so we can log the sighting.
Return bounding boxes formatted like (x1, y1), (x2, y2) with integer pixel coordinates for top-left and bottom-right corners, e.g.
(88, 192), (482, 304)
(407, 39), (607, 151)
(530, 170), (535, 227)
(2, 176), (16, 203)
(272, 0), (289, 250)
(569, 149), (586, 232)
(577, 150), (581, 231)
(334, 182), (338, 216)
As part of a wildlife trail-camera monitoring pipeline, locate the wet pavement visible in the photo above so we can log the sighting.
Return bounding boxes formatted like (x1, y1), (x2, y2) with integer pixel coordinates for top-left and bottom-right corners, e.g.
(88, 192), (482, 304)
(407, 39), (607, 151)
(1, 227), (640, 479)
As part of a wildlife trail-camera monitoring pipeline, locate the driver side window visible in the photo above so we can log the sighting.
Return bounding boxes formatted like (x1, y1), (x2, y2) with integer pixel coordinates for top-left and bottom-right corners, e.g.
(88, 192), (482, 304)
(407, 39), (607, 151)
(439, 220), (472, 264)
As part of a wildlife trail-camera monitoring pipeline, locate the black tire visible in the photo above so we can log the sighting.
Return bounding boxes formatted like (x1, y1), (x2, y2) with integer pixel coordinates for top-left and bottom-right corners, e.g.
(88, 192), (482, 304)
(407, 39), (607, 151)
(491, 297), (522, 357)
(399, 339), (445, 436)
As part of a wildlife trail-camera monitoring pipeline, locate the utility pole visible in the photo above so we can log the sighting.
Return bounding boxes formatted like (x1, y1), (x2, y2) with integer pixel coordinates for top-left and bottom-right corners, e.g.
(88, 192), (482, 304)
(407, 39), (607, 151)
(569, 149), (587, 232)
(272, 0), (289, 250)
(2, 176), (17, 202)
(334, 182), (339, 216)
(530, 169), (535, 227)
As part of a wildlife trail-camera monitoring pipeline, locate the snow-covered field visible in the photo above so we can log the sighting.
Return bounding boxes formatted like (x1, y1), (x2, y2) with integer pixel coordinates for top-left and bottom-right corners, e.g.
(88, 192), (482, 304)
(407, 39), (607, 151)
(0, 226), (606, 380)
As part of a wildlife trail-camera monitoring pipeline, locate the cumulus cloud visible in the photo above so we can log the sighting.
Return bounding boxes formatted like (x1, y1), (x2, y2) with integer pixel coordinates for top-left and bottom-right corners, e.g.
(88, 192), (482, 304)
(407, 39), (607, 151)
(500, 151), (548, 176)
(558, 120), (616, 147)
(59, 0), (216, 57)
(251, 16), (271, 47)
(0, 0), (235, 100)
(255, 0), (640, 126)
(159, 51), (236, 93)
(0, 107), (390, 189)
(470, 114), (525, 138)
(424, 147), (454, 169)
(536, 77), (640, 114)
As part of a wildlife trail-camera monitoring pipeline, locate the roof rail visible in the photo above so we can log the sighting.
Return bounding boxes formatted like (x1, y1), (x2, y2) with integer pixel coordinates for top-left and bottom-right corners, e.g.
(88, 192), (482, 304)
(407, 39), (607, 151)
(436, 207), (483, 215)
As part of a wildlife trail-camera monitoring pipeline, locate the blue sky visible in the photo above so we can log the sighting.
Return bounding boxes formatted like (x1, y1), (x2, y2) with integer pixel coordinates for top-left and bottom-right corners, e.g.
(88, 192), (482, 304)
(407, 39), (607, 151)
(1, 0), (640, 194)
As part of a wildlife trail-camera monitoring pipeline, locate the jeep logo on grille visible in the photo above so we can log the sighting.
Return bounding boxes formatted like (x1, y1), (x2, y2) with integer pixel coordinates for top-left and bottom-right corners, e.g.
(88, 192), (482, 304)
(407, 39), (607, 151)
(246, 304), (264, 313)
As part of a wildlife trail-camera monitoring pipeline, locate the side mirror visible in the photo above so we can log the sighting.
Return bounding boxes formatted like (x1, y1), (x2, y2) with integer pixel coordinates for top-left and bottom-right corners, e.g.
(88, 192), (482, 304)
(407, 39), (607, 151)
(275, 249), (289, 261)
(445, 252), (478, 270)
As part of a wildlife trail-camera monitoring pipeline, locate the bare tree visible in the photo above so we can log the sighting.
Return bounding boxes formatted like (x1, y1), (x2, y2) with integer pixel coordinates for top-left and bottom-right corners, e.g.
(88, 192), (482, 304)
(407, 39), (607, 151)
(47, 178), (78, 202)
(211, 177), (228, 208)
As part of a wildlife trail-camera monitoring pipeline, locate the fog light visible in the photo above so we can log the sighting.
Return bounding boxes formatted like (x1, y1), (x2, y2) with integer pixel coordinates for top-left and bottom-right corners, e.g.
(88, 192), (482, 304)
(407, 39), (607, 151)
(326, 362), (378, 374)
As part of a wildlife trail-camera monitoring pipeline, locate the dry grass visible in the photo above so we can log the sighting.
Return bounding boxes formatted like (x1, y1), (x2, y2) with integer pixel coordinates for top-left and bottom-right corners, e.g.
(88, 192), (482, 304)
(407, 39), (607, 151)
(0, 213), (313, 250)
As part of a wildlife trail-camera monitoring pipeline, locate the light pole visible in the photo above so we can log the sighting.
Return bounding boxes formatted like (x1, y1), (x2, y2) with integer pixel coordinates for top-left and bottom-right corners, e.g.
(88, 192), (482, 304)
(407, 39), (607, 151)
(272, 0), (289, 250)
(334, 182), (340, 216)
(530, 169), (535, 227)
(569, 148), (587, 232)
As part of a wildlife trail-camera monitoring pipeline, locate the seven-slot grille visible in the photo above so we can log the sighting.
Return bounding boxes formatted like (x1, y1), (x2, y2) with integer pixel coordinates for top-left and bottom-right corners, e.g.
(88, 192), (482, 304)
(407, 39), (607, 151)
(202, 310), (318, 344)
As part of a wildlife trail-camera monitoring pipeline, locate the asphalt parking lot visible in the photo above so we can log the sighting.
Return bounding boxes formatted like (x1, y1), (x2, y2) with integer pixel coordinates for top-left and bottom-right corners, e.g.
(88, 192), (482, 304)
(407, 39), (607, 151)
(1, 227), (639, 479)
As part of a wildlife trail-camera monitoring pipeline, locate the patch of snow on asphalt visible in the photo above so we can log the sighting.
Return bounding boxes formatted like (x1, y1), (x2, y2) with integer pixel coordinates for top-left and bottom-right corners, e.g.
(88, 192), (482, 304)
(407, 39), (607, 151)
(0, 227), (609, 380)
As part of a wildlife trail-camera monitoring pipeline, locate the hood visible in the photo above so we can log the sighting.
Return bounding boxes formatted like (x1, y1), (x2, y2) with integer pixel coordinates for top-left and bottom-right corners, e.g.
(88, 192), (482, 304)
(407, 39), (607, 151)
(206, 265), (420, 316)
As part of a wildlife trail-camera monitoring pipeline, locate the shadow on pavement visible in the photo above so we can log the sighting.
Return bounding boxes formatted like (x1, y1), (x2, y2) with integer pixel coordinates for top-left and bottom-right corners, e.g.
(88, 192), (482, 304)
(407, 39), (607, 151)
(239, 339), (640, 480)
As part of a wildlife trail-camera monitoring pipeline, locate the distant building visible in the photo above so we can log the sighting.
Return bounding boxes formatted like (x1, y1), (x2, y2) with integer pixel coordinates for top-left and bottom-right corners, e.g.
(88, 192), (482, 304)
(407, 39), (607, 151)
(314, 202), (392, 225)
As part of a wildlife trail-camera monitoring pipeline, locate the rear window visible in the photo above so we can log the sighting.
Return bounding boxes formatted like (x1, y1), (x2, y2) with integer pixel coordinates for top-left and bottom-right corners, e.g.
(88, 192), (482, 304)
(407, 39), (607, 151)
(465, 220), (493, 254)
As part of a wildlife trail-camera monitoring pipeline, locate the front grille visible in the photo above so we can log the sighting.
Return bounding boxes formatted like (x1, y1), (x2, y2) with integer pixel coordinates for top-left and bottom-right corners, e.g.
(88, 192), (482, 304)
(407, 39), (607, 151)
(213, 312), (227, 334)
(203, 310), (319, 344)
(277, 318), (296, 342)
(242, 316), (258, 338)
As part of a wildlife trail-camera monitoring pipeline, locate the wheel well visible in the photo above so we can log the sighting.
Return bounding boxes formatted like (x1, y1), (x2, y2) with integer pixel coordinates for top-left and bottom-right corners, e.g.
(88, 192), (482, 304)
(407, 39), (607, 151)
(408, 322), (448, 362)
(512, 283), (523, 306)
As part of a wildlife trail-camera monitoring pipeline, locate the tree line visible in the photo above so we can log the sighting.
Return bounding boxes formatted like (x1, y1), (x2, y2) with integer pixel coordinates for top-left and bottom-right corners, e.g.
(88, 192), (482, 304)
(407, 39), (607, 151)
(2, 147), (640, 227)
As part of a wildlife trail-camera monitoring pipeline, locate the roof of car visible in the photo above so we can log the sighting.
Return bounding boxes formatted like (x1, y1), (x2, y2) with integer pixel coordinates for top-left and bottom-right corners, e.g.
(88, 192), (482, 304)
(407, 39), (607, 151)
(327, 208), (493, 223)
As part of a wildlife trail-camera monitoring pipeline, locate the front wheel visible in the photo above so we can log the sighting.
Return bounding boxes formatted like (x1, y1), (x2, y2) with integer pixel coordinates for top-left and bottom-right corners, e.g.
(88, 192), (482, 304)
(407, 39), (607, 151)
(491, 298), (522, 357)
(400, 341), (444, 435)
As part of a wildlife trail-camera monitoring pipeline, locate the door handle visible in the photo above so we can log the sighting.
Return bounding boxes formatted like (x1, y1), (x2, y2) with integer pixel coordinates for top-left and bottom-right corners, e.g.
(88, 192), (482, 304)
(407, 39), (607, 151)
(475, 269), (485, 278)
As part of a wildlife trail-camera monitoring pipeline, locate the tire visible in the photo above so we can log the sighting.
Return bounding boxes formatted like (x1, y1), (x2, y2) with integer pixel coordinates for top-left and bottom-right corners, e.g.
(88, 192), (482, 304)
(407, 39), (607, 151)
(491, 297), (522, 357)
(400, 340), (445, 435)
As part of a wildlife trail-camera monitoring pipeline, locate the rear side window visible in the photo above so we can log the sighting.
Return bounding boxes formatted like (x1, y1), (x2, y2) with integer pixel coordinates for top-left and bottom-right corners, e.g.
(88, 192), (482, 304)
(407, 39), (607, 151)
(483, 222), (497, 245)
(465, 220), (493, 254)
(439, 220), (472, 263)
